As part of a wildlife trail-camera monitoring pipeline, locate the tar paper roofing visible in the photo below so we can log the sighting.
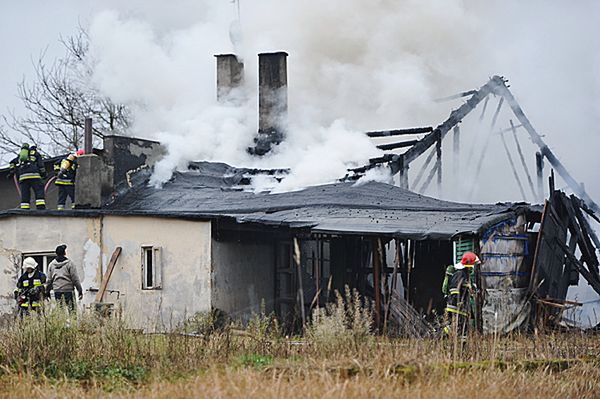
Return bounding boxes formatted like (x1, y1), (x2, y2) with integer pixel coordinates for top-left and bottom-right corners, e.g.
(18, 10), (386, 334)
(100, 162), (532, 240)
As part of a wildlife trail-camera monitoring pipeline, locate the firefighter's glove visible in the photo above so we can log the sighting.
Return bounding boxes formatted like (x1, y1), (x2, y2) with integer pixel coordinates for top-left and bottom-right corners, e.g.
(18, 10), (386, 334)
(78, 292), (83, 301)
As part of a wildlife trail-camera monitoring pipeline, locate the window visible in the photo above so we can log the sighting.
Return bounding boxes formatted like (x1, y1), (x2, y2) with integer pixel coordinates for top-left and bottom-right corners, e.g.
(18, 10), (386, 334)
(22, 252), (56, 275)
(141, 246), (162, 290)
(453, 238), (475, 264)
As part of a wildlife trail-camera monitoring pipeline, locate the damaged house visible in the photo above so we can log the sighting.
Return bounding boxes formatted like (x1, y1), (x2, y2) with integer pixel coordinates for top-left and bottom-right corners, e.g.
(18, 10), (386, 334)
(0, 52), (599, 333)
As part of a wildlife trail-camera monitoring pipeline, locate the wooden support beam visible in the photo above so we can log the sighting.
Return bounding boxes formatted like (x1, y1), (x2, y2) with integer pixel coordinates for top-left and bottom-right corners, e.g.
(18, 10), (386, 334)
(479, 95), (490, 121)
(500, 131), (527, 200)
(391, 78), (497, 175)
(510, 119), (538, 200)
(413, 146), (437, 189)
(436, 134), (442, 196)
(377, 140), (420, 151)
(557, 239), (600, 296)
(493, 77), (600, 213)
(398, 156), (409, 189)
(453, 126), (460, 175)
(536, 152), (545, 202)
(418, 157), (439, 194)
(95, 247), (122, 303)
(373, 238), (383, 330)
(366, 127), (433, 137)
(469, 97), (504, 199)
(293, 237), (306, 328)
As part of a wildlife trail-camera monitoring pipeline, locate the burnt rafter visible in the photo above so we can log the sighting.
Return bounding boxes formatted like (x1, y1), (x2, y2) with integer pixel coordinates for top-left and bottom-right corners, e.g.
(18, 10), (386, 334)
(352, 75), (599, 213)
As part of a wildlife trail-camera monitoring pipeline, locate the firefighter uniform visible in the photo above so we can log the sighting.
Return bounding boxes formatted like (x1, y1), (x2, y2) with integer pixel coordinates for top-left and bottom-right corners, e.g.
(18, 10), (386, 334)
(14, 259), (47, 316)
(54, 154), (78, 210)
(443, 252), (480, 337)
(9, 144), (47, 209)
(445, 266), (473, 337)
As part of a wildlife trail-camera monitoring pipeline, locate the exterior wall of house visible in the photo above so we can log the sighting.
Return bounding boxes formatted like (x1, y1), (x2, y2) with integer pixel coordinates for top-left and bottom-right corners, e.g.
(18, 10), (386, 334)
(211, 239), (275, 320)
(0, 215), (212, 331)
(0, 216), (102, 318)
(100, 216), (212, 329)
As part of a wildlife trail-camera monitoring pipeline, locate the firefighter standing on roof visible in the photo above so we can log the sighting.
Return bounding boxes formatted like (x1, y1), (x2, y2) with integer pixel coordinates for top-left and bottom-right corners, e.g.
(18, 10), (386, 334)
(54, 150), (84, 210)
(8, 143), (47, 210)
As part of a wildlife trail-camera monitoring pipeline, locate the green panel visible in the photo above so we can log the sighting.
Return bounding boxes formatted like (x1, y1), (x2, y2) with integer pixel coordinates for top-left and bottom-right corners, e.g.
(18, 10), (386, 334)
(454, 238), (475, 263)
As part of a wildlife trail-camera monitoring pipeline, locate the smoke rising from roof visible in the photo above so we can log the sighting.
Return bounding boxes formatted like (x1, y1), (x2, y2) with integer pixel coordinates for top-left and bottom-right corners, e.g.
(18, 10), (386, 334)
(87, 1), (600, 200)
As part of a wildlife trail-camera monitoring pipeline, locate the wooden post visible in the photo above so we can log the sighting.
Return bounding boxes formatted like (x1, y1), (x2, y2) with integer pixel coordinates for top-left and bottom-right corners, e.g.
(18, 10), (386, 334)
(398, 155), (409, 189)
(373, 238), (383, 330)
(95, 247), (122, 302)
(536, 152), (545, 203)
(293, 238), (306, 328)
(436, 133), (442, 196)
(453, 126), (460, 175)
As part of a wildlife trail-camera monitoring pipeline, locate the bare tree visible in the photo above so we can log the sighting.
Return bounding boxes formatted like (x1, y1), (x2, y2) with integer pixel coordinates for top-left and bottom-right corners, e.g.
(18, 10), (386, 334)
(0, 28), (131, 158)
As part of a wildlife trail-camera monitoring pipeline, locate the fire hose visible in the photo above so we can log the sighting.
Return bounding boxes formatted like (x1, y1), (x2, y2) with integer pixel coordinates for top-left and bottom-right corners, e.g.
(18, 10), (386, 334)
(13, 175), (56, 197)
(44, 176), (56, 194)
(12, 174), (20, 197)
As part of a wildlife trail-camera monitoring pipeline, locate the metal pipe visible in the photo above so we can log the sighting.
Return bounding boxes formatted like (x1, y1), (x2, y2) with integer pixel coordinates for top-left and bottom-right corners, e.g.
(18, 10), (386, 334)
(84, 117), (93, 154)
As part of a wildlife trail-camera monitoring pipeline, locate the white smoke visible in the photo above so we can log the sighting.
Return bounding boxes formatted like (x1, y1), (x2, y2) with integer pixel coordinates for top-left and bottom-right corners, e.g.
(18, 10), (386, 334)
(86, 1), (600, 199)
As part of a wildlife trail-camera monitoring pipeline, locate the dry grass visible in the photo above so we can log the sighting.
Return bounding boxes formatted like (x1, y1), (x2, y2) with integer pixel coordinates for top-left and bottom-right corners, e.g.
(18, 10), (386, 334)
(0, 301), (599, 398)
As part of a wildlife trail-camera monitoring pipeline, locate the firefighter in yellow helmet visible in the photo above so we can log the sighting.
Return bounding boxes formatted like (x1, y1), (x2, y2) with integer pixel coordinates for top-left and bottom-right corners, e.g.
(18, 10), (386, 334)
(8, 143), (47, 209)
(54, 149), (84, 210)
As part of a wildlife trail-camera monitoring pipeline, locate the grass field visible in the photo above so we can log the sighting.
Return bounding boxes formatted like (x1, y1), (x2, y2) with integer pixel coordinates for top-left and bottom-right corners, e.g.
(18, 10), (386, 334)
(0, 300), (599, 398)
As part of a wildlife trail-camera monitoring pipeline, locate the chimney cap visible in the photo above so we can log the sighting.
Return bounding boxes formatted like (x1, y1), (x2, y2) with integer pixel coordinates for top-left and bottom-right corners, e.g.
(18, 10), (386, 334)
(214, 53), (240, 58)
(258, 51), (289, 57)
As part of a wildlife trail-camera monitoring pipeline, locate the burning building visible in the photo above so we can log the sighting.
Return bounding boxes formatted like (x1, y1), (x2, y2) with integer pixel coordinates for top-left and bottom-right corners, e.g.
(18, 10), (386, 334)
(0, 52), (598, 334)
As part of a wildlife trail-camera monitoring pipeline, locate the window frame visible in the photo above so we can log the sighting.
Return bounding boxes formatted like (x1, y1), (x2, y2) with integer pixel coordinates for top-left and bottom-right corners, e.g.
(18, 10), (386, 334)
(141, 245), (162, 290)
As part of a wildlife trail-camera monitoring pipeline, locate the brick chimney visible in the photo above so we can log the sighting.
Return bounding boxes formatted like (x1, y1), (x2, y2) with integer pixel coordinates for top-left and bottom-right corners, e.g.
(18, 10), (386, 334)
(250, 51), (288, 156)
(215, 54), (244, 103)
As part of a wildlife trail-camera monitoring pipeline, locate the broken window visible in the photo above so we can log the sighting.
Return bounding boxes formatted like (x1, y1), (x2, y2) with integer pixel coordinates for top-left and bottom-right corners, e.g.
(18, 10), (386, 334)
(22, 252), (56, 275)
(141, 246), (162, 290)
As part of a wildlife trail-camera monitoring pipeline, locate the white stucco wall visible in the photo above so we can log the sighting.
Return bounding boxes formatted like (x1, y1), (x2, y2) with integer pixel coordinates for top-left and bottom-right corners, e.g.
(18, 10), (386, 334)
(0, 216), (102, 316)
(211, 239), (275, 320)
(100, 216), (211, 329)
(0, 215), (212, 331)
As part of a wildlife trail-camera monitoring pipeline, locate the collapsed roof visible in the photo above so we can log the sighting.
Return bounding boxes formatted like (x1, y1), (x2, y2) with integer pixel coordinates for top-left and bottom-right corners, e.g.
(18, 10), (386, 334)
(97, 161), (535, 240)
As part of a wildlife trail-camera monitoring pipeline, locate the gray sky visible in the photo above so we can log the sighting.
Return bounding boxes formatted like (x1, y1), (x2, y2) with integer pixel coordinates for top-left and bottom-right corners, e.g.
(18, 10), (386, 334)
(0, 1), (95, 115)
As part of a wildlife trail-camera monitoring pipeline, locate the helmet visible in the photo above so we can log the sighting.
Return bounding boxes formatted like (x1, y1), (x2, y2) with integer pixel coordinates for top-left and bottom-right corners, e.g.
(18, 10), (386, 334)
(22, 257), (38, 271)
(76, 149), (85, 156)
(67, 154), (76, 162)
(461, 251), (480, 267)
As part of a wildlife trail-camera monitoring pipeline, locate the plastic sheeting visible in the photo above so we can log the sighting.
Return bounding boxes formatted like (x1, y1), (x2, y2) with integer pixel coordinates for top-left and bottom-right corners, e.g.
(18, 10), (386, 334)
(480, 214), (532, 333)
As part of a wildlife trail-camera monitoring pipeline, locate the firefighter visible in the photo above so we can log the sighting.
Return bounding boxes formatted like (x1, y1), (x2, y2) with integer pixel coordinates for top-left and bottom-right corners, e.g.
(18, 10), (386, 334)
(54, 150), (84, 210)
(444, 251), (480, 338)
(14, 257), (47, 316)
(8, 143), (47, 209)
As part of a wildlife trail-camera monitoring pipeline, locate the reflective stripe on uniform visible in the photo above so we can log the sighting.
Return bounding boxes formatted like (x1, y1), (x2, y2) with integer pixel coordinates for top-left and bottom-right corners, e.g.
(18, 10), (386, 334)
(35, 199), (46, 205)
(23, 281), (29, 287)
(55, 180), (74, 185)
(19, 173), (41, 181)
(57, 206), (65, 211)
(449, 288), (460, 295)
(20, 203), (30, 209)
(445, 305), (468, 317)
(33, 279), (42, 286)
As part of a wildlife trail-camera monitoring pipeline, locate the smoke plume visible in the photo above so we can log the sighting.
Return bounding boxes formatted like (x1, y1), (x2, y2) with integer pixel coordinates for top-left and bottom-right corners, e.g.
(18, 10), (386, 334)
(86, 1), (600, 201)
